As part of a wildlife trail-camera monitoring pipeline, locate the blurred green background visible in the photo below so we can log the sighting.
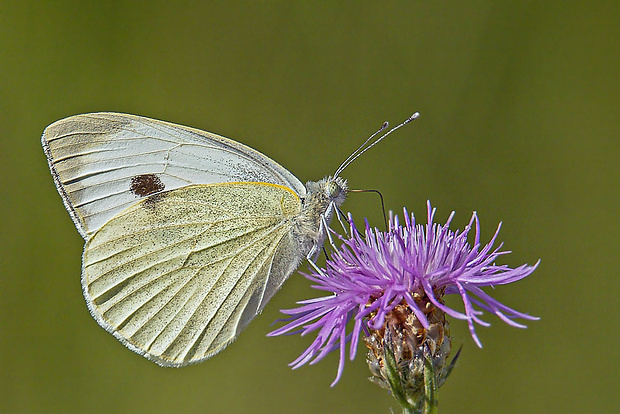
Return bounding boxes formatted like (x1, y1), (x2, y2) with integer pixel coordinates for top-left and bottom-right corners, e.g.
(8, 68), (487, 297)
(1, 1), (618, 413)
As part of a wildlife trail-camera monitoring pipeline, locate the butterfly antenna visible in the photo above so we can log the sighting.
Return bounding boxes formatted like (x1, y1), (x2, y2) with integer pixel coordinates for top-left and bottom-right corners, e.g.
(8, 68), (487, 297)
(334, 112), (420, 177)
(334, 121), (388, 178)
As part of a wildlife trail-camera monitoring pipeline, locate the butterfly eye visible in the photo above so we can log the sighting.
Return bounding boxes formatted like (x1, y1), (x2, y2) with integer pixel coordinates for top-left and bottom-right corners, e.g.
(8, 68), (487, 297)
(326, 181), (341, 199)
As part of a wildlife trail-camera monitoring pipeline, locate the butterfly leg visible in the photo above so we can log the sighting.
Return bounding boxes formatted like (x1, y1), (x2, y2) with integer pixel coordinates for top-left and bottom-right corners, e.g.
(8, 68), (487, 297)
(306, 211), (336, 261)
(321, 214), (339, 252)
(335, 207), (349, 237)
(304, 205), (342, 276)
(306, 256), (324, 275)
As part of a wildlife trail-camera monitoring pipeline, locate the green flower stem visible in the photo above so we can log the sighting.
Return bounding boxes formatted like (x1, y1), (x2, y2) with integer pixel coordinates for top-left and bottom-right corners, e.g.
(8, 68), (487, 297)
(382, 331), (415, 413)
(423, 349), (438, 414)
(383, 335), (440, 414)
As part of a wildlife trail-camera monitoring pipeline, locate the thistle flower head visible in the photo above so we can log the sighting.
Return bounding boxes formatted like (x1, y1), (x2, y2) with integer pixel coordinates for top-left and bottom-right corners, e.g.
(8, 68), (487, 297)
(270, 201), (539, 388)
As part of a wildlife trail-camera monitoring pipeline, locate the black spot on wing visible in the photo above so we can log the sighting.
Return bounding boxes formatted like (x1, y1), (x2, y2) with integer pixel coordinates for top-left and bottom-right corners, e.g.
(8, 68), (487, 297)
(143, 191), (167, 209)
(130, 174), (165, 197)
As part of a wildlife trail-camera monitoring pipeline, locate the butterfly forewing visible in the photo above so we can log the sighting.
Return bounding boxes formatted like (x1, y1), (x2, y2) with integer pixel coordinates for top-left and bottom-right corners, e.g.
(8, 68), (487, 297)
(82, 182), (303, 366)
(42, 113), (306, 238)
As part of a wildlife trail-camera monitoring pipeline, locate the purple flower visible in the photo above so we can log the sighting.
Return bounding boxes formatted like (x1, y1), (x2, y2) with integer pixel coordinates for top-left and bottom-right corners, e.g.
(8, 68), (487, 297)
(269, 201), (539, 386)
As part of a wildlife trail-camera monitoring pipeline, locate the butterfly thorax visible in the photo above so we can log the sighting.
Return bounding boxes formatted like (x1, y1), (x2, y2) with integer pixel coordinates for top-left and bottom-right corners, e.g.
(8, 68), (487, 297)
(291, 176), (348, 258)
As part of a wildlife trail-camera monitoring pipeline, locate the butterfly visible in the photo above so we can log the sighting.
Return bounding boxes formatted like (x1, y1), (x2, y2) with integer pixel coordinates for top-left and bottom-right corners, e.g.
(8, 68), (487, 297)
(42, 111), (417, 367)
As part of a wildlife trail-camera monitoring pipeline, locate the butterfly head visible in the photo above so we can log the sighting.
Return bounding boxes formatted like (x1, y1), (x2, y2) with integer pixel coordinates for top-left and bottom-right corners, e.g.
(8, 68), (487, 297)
(325, 175), (348, 208)
(304, 175), (347, 211)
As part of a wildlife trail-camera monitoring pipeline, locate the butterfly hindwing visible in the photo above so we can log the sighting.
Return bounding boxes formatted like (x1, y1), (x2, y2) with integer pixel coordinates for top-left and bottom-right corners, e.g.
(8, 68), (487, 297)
(82, 182), (303, 366)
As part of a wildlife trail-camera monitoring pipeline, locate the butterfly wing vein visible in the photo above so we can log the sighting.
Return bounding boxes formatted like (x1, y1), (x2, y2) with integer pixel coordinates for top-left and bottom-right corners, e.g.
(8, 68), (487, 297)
(82, 183), (303, 366)
(42, 112), (306, 238)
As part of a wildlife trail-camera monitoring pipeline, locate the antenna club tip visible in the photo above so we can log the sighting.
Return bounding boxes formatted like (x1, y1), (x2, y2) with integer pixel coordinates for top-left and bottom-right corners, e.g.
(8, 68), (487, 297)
(405, 112), (420, 123)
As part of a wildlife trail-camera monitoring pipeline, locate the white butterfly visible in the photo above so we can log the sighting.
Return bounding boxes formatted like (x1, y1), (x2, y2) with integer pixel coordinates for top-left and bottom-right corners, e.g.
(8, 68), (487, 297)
(42, 112), (417, 367)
